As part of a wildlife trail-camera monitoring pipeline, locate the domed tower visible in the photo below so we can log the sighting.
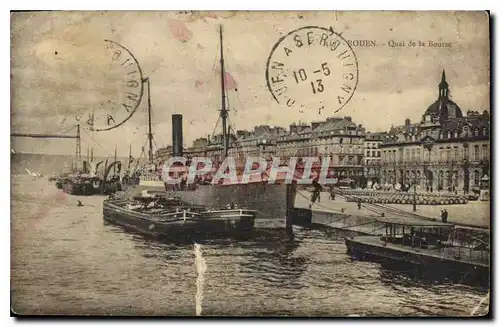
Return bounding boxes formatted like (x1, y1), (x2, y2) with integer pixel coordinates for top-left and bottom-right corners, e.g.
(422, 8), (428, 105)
(422, 70), (463, 125)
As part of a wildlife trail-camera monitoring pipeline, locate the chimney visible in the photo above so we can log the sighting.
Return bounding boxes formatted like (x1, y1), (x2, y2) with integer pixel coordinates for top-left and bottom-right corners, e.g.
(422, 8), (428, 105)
(172, 114), (183, 157)
(405, 118), (411, 126)
(311, 122), (321, 130)
(344, 116), (352, 122)
(290, 124), (298, 134)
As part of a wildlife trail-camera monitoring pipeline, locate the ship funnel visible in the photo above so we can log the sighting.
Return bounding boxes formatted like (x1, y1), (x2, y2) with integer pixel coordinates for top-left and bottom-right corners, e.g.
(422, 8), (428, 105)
(172, 114), (184, 157)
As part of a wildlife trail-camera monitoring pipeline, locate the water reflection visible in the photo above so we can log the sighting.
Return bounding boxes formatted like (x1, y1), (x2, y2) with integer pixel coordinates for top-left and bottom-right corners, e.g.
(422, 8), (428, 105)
(117, 224), (309, 290)
(240, 236), (307, 290)
(378, 261), (490, 289)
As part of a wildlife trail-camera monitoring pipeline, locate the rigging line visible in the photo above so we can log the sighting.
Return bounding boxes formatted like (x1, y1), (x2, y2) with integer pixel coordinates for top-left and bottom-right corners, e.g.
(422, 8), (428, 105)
(296, 190), (351, 215)
(58, 124), (77, 135)
(332, 191), (412, 218)
(211, 116), (221, 139)
(211, 37), (220, 74)
(133, 144), (148, 171)
(335, 192), (416, 219)
(81, 128), (113, 157)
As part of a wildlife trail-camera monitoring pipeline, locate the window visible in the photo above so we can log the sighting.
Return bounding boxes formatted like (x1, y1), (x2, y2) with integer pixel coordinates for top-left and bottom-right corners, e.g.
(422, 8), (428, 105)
(482, 145), (488, 160)
(439, 147), (444, 162)
(474, 145), (479, 161)
(453, 147), (458, 162)
(463, 145), (469, 160)
(474, 171), (480, 185)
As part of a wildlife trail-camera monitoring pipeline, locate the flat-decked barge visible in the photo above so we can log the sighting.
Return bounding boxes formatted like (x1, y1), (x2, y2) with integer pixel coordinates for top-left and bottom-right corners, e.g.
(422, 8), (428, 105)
(345, 217), (490, 284)
(103, 192), (257, 239)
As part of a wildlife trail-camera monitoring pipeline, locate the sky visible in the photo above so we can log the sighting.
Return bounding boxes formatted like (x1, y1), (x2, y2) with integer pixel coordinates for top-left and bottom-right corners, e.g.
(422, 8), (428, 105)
(10, 11), (490, 157)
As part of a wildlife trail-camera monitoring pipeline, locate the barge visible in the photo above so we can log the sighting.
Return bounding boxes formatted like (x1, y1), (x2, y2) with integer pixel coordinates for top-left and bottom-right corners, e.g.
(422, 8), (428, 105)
(103, 192), (257, 239)
(345, 217), (490, 284)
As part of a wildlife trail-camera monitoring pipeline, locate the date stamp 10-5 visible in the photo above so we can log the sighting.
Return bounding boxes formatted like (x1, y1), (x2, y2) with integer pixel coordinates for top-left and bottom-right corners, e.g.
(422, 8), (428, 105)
(266, 26), (358, 114)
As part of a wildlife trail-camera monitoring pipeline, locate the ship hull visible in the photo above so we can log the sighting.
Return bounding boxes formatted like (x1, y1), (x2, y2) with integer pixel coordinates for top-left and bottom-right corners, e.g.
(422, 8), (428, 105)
(201, 209), (256, 232)
(134, 182), (291, 220)
(345, 236), (489, 284)
(62, 181), (101, 196)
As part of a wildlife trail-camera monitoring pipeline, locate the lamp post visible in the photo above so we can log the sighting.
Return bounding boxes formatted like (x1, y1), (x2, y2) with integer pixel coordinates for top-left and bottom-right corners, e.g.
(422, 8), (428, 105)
(423, 142), (433, 192)
(413, 176), (417, 212)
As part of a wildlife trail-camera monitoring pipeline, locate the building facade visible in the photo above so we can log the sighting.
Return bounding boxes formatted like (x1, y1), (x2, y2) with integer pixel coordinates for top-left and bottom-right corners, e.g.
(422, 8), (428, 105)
(169, 116), (367, 185)
(379, 70), (490, 193)
(276, 117), (366, 184)
(364, 132), (386, 183)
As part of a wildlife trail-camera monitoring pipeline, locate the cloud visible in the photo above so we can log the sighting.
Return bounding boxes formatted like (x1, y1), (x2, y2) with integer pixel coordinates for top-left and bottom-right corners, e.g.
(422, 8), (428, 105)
(10, 11), (489, 156)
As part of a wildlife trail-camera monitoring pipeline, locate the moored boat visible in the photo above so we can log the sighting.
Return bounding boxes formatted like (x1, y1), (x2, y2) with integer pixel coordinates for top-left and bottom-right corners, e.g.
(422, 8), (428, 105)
(201, 206), (257, 233)
(62, 175), (102, 195)
(129, 25), (300, 225)
(103, 192), (257, 238)
(345, 217), (490, 284)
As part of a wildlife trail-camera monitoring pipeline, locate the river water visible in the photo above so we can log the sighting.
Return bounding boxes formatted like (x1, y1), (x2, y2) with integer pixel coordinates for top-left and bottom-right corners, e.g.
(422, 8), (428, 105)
(11, 174), (489, 316)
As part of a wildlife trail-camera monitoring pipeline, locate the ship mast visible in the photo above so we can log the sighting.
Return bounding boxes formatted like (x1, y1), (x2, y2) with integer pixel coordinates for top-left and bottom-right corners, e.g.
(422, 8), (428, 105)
(75, 123), (81, 172)
(219, 25), (229, 159)
(113, 145), (117, 175)
(143, 77), (154, 164)
(128, 144), (132, 170)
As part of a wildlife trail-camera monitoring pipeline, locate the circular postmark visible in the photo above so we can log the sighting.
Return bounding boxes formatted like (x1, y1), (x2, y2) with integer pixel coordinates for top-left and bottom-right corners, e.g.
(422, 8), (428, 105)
(86, 40), (144, 132)
(266, 26), (358, 114)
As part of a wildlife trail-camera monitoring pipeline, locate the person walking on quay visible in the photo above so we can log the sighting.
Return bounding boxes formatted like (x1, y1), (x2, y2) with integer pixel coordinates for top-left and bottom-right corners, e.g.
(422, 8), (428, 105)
(441, 209), (448, 223)
(357, 199), (362, 210)
(328, 186), (335, 200)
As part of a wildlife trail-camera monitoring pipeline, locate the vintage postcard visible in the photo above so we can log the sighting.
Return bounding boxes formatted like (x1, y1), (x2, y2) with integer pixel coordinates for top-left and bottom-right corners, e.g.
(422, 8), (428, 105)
(11, 11), (490, 317)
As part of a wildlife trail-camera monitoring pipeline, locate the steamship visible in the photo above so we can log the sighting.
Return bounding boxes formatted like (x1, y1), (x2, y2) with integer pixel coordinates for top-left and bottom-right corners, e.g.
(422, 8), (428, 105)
(61, 148), (123, 196)
(134, 25), (303, 225)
